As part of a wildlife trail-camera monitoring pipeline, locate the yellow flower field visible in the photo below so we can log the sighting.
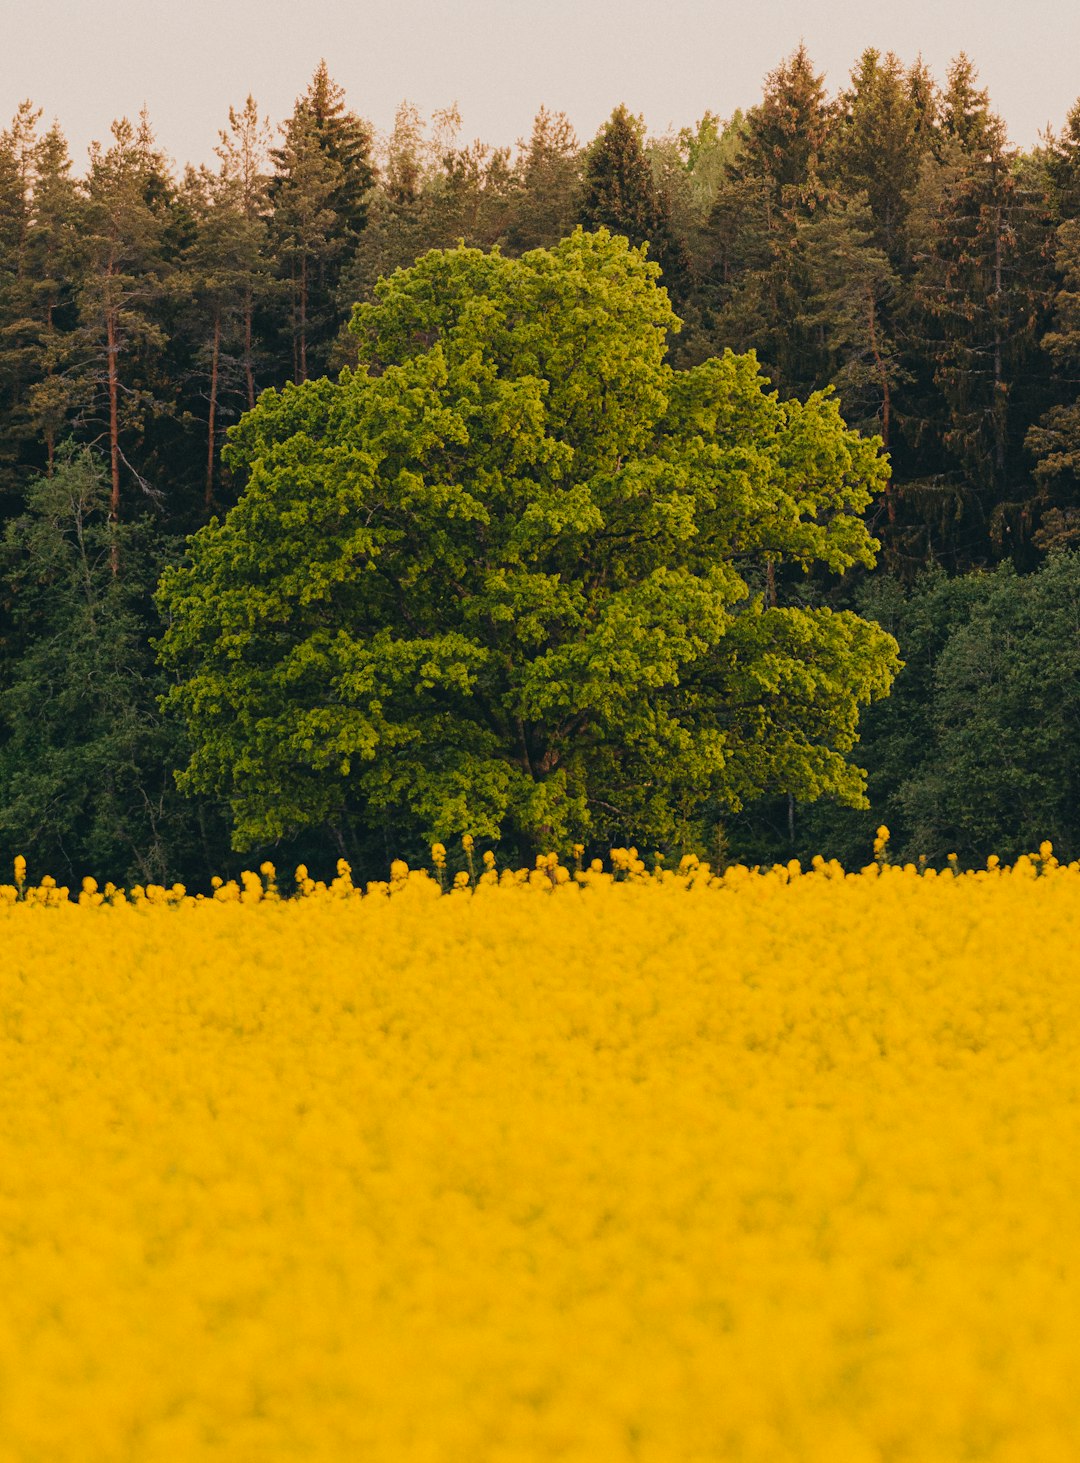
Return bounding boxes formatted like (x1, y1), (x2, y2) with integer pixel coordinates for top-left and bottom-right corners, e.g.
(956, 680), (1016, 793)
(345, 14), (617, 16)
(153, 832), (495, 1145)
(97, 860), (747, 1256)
(2, 848), (1079, 1461)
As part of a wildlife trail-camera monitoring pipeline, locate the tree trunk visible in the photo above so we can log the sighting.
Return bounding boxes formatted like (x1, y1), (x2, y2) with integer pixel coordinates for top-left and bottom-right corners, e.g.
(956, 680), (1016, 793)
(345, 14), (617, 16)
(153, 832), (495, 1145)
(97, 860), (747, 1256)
(244, 290), (255, 410)
(865, 286), (895, 526)
(299, 253), (308, 383)
(206, 311), (221, 513)
(106, 300), (121, 576)
(993, 211), (1006, 478)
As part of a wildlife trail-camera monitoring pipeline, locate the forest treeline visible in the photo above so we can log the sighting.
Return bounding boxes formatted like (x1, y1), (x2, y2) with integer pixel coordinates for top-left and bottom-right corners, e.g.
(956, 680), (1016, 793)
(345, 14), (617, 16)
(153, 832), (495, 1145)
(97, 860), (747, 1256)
(3, 48), (1080, 881)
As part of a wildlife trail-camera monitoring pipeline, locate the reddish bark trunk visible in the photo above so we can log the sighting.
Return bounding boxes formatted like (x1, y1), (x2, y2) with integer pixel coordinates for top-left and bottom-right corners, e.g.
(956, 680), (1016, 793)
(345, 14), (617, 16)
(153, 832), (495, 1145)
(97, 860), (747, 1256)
(298, 254), (308, 383)
(206, 313), (221, 512)
(244, 291), (255, 410)
(865, 287), (895, 527)
(106, 302), (121, 575)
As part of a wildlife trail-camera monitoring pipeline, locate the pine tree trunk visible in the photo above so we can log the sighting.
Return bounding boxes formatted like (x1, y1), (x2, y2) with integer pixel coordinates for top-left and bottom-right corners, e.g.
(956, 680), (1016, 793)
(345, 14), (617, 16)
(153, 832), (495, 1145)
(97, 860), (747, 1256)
(993, 213), (1006, 478)
(106, 301), (121, 576)
(291, 262), (300, 383)
(206, 312), (221, 512)
(244, 290), (255, 411)
(299, 253), (308, 383)
(865, 287), (895, 526)
(45, 300), (57, 476)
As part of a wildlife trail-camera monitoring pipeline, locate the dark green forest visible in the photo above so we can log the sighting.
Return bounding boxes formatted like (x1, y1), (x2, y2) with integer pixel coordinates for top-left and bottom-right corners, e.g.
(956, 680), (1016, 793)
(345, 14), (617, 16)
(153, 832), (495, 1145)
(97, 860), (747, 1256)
(4, 48), (1080, 883)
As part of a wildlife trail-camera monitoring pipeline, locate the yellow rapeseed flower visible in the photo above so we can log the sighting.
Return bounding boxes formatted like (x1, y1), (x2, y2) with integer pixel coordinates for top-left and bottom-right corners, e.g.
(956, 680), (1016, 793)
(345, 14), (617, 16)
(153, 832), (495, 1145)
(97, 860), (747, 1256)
(1, 850), (1079, 1459)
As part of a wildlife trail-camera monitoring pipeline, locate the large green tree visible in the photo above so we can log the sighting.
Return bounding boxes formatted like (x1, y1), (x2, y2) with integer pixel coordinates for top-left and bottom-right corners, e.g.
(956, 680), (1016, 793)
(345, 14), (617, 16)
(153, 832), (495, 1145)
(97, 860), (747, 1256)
(158, 230), (898, 858)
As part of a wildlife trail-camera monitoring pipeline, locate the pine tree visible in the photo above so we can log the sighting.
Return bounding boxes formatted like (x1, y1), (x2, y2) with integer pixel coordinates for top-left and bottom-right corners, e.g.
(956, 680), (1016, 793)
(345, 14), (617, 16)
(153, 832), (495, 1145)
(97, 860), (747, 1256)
(383, 100), (427, 206)
(214, 97), (275, 412)
(0, 103), (42, 503)
(175, 99), (276, 513)
(335, 103), (461, 329)
(428, 137), (516, 250)
(25, 123), (84, 474)
(78, 113), (174, 567)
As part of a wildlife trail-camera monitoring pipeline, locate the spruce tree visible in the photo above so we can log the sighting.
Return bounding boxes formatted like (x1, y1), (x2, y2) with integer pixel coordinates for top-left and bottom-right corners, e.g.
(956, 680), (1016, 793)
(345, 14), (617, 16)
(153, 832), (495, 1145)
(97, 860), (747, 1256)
(507, 107), (581, 252)
(799, 194), (905, 447)
(829, 50), (928, 259)
(1026, 215), (1080, 548)
(302, 60), (376, 238)
(739, 43), (832, 209)
(271, 65), (375, 380)
(938, 52), (1006, 157)
(271, 104), (342, 382)
(579, 105), (688, 292)
(700, 47), (833, 397)
(906, 65), (1053, 566)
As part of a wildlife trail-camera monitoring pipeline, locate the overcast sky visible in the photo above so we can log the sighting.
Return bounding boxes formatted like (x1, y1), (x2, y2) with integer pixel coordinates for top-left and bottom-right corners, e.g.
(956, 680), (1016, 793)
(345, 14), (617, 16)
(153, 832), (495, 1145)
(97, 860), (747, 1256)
(1, 0), (1071, 172)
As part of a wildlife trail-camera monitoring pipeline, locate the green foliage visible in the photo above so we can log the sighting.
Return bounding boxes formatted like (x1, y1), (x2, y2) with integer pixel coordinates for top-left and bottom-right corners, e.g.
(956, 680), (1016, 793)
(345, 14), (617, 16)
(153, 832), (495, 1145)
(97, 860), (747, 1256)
(843, 557), (1080, 863)
(0, 447), (218, 883)
(158, 231), (898, 855)
(700, 46), (836, 400)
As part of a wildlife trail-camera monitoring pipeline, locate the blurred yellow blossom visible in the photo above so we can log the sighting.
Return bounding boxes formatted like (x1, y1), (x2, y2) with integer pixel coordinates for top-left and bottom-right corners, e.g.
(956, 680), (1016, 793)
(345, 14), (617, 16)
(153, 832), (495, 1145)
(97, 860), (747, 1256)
(1, 849), (1080, 1459)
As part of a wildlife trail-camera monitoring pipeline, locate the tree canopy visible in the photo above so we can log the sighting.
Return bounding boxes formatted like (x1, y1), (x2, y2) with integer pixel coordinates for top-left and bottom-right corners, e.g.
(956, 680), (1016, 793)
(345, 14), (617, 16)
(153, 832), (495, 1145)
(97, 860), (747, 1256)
(157, 230), (899, 855)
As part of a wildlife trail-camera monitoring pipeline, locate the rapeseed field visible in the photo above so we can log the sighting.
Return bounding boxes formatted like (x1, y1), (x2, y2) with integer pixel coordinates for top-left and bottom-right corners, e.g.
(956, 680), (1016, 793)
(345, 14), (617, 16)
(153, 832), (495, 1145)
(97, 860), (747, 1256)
(2, 842), (1079, 1461)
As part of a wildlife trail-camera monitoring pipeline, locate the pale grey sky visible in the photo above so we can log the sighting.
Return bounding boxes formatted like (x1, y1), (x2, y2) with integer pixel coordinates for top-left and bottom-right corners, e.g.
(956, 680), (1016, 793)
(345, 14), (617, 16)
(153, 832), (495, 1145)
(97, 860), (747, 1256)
(1, 0), (1071, 172)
